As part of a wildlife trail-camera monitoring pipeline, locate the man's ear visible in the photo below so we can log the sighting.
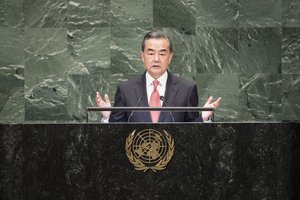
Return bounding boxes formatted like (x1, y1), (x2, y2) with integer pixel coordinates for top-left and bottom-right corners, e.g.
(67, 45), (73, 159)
(140, 51), (145, 63)
(168, 52), (174, 64)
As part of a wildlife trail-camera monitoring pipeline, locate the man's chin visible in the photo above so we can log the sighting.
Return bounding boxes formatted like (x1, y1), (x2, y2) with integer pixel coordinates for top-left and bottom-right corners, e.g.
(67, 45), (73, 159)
(150, 67), (163, 72)
(149, 69), (165, 78)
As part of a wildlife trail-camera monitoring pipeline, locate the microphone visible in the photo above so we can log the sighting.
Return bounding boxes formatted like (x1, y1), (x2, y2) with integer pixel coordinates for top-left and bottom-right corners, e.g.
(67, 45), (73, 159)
(127, 97), (143, 122)
(159, 96), (175, 122)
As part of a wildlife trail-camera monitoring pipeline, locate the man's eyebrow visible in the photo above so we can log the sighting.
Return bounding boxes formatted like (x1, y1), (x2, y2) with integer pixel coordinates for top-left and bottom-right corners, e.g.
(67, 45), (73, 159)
(145, 48), (167, 52)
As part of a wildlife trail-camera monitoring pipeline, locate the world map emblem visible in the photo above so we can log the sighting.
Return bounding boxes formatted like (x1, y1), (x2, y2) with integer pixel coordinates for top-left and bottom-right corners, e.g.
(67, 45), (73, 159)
(125, 129), (175, 172)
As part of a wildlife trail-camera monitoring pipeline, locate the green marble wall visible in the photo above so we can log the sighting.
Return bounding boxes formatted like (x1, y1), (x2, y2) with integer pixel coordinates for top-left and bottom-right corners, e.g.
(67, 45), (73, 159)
(0, 0), (299, 123)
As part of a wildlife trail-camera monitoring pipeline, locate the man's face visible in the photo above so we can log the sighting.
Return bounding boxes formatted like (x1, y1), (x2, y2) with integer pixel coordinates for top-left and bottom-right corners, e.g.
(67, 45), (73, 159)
(140, 38), (173, 79)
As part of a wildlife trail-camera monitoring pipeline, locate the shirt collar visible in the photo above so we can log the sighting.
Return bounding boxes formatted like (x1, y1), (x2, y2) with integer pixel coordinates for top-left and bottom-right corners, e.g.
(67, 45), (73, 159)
(146, 71), (168, 87)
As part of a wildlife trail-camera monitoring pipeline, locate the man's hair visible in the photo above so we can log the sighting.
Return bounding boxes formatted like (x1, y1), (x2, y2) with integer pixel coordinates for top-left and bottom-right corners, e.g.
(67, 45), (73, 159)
(141, 30), (173, 52)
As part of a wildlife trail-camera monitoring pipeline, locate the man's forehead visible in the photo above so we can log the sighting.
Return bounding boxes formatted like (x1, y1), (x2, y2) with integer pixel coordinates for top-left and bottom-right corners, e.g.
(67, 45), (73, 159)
(145, 38), (170, 44)
(144, 38), (170, 50)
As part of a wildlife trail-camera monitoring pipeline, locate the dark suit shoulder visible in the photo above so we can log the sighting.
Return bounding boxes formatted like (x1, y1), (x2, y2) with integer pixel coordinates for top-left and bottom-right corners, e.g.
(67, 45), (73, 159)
(168, 73), (197, 87)
(118, 74), (144, 88)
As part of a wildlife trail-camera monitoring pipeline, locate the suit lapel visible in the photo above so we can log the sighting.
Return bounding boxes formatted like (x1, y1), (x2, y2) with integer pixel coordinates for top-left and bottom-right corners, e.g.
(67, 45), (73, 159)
(134, 72), (151, 122)
(159, 72), (179, 122)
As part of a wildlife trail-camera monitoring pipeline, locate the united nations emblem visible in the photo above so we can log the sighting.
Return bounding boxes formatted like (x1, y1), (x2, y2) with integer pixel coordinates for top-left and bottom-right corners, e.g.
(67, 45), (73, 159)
(125, 129), (175, 172)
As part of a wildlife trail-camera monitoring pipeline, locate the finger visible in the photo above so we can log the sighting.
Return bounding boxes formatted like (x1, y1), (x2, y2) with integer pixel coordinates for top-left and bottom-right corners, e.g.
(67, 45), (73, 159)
(205, 96), (213, 105)
(96, 91), (103, 104)
(104, 94), (110, 103)
(96, 91), (101, 99)
(213, 97), (222, 108)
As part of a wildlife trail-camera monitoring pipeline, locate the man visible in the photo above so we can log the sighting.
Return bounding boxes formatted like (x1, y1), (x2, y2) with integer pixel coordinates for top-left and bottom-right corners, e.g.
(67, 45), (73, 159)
(96, 30), (221, 122)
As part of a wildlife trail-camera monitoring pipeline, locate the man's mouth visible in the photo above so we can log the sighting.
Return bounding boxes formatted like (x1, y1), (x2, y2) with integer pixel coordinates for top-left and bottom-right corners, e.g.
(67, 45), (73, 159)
(152, 65), (160, 68)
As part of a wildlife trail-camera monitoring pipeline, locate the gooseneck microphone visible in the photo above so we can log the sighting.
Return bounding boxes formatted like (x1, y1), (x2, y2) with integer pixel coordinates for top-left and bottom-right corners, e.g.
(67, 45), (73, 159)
(127, 97), (143, 122)
(159, 96), (175, 122)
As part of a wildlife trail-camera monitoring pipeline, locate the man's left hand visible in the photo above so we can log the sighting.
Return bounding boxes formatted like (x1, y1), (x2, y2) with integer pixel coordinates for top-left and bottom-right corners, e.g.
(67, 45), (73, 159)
(202, 96), (222, 121)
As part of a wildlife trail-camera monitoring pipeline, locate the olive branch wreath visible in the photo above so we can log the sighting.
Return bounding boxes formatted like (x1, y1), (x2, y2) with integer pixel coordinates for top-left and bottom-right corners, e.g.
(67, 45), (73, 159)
(125, 129), (175, 172)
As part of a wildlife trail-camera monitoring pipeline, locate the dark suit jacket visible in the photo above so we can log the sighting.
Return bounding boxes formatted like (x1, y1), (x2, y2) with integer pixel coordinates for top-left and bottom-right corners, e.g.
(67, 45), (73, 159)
(109, 71), (203, 123)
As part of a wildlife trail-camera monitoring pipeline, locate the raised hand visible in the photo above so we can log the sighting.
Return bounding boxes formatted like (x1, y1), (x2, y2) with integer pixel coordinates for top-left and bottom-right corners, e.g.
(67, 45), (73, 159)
(202, 96), (222, 121)
(96, 91), (111, 120)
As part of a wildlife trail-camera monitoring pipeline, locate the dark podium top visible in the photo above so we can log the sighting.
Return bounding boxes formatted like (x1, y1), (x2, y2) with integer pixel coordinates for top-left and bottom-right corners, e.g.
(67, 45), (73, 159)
(0, 123), (299, 200)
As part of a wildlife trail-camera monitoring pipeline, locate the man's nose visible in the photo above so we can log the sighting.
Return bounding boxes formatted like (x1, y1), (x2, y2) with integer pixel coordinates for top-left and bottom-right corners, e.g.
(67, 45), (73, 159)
(153, 53), (159, 62)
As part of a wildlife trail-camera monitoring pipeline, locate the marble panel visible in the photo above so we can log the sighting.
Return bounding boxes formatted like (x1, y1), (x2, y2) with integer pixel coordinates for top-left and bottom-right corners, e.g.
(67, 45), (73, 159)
(0, 0), (24, 28)
(67, 27), (110, 74)
(0, 28), (24, 123)
(195, 27), (239, 73)
(66, 0), (110, 28)
(154, 0), (196, 34)
(24, 28), (77, 75)
(195, 0), (239, 28)
(0, 73), (24, 123)
(239, 0), (282, 27)
(238, 27), (282, 73)
(281, 74), (300, 121)
(239, 74), (283, 121)
(195, 74), (239, 122)
(110, 27), (145, 77)
(283, 0), (300, 27)
(24, 0), (67, 27)
(166, 28), (196, 80)
(67, 73), (115, 122)
(24, 75), (68, 121)
(282, 27), (300, 74)
(111, 0), (152, 27)
(0, 0), (299, 123)
(0, 28), (24, 67)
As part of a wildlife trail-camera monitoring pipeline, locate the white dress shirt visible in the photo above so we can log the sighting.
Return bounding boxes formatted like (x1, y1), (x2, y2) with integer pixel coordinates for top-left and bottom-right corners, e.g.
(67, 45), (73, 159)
(145, 71), (168, 105)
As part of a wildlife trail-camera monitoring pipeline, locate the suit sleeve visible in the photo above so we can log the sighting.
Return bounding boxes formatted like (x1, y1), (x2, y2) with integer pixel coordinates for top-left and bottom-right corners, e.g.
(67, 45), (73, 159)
(184, 84), (203, 122)
(109, 85), (128, 122)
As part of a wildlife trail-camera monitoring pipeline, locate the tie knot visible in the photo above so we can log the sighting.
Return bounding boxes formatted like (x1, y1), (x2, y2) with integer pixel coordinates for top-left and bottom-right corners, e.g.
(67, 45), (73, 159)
(153, 80), (159, 89)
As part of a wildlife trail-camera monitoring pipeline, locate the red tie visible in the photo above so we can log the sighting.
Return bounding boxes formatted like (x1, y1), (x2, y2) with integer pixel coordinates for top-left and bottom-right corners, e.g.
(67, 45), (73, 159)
(149, 80), (160, 123)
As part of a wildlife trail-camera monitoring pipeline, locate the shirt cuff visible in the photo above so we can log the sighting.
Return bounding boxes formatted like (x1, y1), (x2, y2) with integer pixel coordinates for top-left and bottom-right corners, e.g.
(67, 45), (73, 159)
(203, 117), (212, 123)
(101, 117), (109, 123)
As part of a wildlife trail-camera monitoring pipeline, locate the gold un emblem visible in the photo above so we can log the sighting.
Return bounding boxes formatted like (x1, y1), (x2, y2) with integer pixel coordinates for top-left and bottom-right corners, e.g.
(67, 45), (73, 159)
(125, 129), (175, 172)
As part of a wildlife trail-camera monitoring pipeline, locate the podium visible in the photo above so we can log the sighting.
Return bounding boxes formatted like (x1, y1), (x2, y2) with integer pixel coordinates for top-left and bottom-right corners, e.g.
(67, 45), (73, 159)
(0, 123), (299, 199)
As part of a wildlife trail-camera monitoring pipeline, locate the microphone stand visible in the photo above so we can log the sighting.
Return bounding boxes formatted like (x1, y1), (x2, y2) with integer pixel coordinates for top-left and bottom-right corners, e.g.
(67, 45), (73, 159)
(159, 96), (175, 122)
(127, 97), (143, 122)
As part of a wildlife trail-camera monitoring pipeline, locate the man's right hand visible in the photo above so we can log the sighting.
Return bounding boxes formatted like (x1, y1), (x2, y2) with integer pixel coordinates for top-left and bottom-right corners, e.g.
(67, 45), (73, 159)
(96, 91), (111, 120)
